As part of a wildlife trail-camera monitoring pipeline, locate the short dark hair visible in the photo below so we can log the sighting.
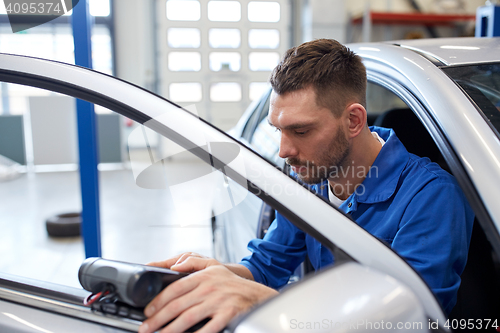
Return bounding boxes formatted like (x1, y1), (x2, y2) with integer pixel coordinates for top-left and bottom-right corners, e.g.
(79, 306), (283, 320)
(269, 39), (367, 118)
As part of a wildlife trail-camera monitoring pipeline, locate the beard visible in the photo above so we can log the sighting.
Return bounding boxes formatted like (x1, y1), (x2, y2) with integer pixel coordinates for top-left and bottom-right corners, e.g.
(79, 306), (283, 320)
(286, 127), (350, 184)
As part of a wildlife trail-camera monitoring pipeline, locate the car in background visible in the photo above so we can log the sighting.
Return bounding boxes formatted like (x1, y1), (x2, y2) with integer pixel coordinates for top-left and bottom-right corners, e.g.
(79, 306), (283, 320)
(213, 37), (500, 325)
(212, 87), (279, 264)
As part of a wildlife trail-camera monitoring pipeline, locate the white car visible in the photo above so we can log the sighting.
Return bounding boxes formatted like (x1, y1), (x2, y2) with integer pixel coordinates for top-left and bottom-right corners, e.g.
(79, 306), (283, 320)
(1, 37), (500, 332)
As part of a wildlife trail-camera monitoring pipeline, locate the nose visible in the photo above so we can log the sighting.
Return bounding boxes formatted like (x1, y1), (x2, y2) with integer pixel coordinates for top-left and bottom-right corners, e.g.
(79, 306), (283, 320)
(278, 132), (298, 159)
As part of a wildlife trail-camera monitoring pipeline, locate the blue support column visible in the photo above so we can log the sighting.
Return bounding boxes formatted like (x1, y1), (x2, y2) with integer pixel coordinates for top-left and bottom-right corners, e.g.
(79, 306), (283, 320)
(72, 0), (102, 258)
(476, 4), (500, 37)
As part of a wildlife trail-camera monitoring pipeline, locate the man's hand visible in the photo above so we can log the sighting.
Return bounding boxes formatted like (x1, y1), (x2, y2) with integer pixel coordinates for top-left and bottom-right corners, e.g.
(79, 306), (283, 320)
(149, 252), (255, 280)
(138, 265), (278, 333)
(148, 252), (221, 273)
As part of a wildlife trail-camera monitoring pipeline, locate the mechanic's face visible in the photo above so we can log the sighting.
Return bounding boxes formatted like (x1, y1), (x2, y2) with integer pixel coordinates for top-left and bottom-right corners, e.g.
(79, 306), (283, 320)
(268, 87), (351, 184)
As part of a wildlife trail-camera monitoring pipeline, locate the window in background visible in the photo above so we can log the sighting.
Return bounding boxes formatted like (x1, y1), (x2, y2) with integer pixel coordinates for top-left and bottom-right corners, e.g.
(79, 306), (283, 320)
(0, 25), (111, 71)
(209, 52), (241, 71)
(249, 82), (270, 101)
(249, 52), (280, 71)
(166, 0), (201, 21)
(168, 28), (201, 48)
(209, 28), (240, 48)
(208, 1), (241, 22)
(210, 82), (241, 102)
(168, 52), (201, 71)
(4, 83), (50, 116)
(54, 32), (75, 64)
(0, 2), (115, 115)
(90, 0), (111, 17)
(160, 0), (287, 130)
(250, 115), (280, 162)
(0, 25), (65, 59)
(61, 0), (111, 16)
(169, 83), (203, 102)
(249, 29), (279, 49)
(92, 25), (113, 75)
(248, 1), (280, 22)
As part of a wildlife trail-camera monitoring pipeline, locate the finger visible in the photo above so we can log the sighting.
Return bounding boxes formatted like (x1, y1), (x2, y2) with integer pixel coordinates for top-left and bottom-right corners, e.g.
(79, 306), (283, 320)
(172, 253), (193, 267)
(147, 254), (185, 268)
(147, 251), (203, 269)
(195, 311), (237, 333)
(144, 273), (201, 318)
(159, 302), (212, 333)
(171, 257), (216, 273)
(144, 297), (203, 333)
(173, 252), (205, 267)
(144, 275), (211, 333)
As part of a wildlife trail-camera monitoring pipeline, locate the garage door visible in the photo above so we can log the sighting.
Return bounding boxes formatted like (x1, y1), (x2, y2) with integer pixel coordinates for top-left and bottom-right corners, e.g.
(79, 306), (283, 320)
(156, 0), (290, 131)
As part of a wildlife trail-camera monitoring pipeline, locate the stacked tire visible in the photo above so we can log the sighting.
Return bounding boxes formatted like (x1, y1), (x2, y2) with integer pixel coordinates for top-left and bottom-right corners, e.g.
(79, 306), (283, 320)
(46, 212), (81, 237)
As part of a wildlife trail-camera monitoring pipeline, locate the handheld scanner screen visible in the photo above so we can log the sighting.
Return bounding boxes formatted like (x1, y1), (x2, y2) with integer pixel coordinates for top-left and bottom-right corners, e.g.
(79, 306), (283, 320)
(78, 257), (188, 307)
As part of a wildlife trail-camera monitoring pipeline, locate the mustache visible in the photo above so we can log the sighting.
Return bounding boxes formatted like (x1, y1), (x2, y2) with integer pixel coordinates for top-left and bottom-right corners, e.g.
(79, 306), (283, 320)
(285, 158), (315, 167)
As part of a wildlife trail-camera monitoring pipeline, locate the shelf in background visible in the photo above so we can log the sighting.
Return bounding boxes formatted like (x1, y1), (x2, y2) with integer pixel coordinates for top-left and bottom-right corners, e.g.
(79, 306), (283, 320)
(352, 12), (475, 26)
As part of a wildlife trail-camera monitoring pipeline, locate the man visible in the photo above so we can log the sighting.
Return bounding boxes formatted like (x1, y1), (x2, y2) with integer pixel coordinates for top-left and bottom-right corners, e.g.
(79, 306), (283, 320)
(139, 39), (474, 333)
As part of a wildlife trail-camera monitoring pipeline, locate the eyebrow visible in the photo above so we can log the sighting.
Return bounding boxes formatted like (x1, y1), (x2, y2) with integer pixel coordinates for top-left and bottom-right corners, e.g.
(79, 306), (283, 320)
(267, 119), (314, 130)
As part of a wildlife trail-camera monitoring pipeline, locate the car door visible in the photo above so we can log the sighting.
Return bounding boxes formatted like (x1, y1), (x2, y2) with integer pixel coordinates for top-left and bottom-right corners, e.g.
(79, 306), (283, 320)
(353, 42), (500, 325)
(0, 53), (446, 332)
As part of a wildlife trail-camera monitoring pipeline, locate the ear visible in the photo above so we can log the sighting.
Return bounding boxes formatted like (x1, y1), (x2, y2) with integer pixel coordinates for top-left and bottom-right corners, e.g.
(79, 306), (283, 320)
(345, 103), (367, 138)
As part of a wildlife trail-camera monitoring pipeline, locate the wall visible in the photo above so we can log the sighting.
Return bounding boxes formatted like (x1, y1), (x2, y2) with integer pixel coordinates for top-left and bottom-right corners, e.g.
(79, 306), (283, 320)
(113, 0), (156, 91)
(303, 0), (348, 43)
(112, 0), (160, 163)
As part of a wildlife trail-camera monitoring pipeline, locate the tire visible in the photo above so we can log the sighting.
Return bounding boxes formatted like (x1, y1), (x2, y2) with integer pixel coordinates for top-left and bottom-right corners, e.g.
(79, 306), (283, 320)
(46, 212), (81, 237)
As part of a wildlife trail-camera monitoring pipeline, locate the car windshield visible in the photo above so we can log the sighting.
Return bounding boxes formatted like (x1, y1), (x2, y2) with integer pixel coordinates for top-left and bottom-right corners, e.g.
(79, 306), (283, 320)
(443, 63), (500, 138)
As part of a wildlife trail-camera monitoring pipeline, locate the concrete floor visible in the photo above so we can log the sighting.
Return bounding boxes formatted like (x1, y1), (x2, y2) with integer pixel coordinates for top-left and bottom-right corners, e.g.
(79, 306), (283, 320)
(0, 161), (213, 289)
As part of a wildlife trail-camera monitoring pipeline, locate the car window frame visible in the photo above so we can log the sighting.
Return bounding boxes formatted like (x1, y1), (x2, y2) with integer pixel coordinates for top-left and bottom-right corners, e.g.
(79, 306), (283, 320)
(368, 70), (500, 260)
(442, 63), (500, 141)
(241, 88), (272, 142)
(0, 272), (140, 331)
(0, 53), (446, 324)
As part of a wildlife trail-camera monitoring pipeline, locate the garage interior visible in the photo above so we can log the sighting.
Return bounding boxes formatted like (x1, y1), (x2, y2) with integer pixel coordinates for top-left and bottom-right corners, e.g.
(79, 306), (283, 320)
(0, 0), (488, 290)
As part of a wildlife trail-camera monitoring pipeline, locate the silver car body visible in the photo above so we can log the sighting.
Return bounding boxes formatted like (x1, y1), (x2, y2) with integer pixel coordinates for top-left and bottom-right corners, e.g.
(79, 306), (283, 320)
(0, 52), (437, 332)
(215, 37), (500, 267)
(353, 37), (500, 236)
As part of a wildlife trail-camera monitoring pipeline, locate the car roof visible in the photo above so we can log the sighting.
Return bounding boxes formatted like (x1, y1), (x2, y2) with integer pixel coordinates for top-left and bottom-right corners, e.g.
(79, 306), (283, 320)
(384, 37), (500, 66)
